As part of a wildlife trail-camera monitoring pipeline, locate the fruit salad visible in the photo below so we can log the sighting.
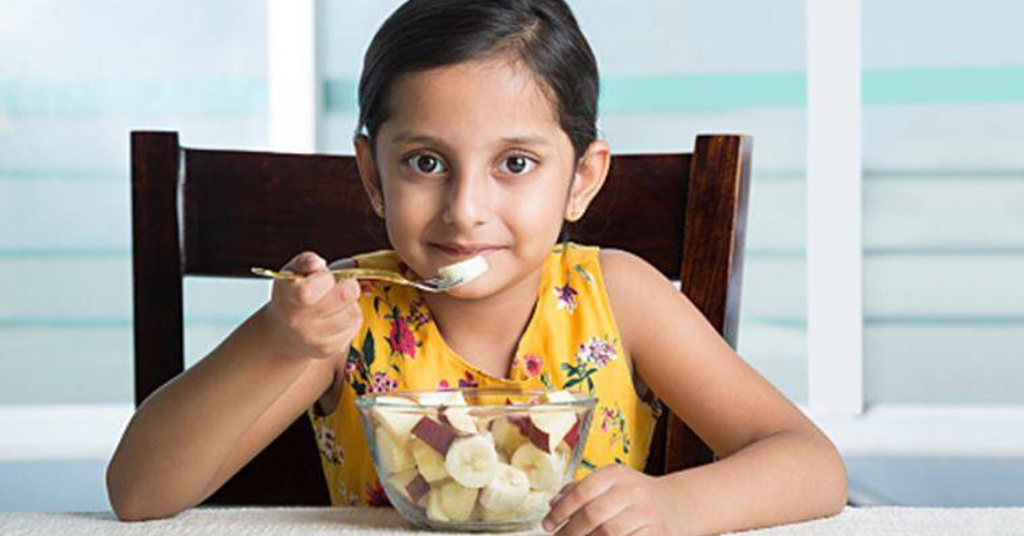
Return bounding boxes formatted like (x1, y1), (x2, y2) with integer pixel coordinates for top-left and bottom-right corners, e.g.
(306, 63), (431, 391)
(355, 388), (596, 532)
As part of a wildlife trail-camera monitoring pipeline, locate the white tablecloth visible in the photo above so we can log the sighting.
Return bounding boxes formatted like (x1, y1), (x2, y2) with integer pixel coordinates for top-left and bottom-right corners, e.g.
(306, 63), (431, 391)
(2, 506), (1024, 535)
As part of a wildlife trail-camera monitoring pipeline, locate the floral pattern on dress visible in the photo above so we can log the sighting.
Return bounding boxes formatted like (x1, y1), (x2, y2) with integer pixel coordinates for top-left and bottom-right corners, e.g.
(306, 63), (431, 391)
(337, 482), (361, 506)
(366, 481), (391, 507)
(573, 264), (596, 286)
(457, 371), (479, 388)
(314, 423), (345, 465)
(522, 353), (544, 377)
(562, 335), (619, 392)
(553, 283), (579, 313)
(599, 404), (632, 455)
(385, 306), (421, 359)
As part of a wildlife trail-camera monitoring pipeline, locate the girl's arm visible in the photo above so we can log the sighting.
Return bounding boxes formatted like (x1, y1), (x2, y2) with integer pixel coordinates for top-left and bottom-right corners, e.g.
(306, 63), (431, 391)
(106, 252), (361, 521)
(545, 249), (846, 536)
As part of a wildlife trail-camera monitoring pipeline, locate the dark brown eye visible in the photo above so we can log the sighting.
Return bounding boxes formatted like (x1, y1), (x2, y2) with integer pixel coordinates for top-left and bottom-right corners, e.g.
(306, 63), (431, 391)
(501, 155), (535, 175)
(408, 154), (445, 174)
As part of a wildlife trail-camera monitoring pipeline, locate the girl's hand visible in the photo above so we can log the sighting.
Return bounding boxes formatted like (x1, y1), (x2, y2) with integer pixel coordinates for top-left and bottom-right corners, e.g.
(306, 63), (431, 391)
(263, 251), (363, 362)
(543, 464), (677, 536)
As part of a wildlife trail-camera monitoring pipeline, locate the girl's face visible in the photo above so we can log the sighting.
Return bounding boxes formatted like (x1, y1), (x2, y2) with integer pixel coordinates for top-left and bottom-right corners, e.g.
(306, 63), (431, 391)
(354, 55), (609, 301)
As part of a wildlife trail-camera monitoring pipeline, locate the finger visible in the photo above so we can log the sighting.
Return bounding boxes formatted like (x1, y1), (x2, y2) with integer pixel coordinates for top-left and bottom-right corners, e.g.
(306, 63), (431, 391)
(622, 525), (661, 536)
(553, 491), (629, 536)
(317, 301), (363, 337)
(281, 251), (327, 275)
(289, 269), (336, 306)
(309, 277), (362, 317)
(544, 473), (615, 532)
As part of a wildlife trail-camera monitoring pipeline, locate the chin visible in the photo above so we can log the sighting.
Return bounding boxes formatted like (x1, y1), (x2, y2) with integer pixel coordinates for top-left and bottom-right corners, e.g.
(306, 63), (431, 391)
(439, 279), (493, 300)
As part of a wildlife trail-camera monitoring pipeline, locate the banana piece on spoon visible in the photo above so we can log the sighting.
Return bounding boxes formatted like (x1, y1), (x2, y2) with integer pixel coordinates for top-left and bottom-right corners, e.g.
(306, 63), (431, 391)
(437, 255), (489, 287)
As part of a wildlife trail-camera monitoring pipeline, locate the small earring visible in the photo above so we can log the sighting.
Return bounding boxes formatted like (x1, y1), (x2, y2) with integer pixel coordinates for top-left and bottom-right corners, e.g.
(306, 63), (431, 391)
(371, 198), (384, 216)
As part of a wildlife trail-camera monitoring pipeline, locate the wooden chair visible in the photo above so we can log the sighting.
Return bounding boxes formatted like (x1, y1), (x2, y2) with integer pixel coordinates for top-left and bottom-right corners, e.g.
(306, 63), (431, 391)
(131, 131), (752, 505)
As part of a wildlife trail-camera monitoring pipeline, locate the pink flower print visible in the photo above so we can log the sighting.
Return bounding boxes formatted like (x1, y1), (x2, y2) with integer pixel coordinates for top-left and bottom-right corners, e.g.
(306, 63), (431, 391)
(386, 311), (418, 359)
(366, 481), (391, 507)
(437, 379), (451, 390)
(576, 336), (618, 368)
(344, 359), (360, 380)
(553, 283), (578, 313)
(523, 354), (543, 377)
(600, 407), (617, 433)
(369, 371), (398, 393)
(458, 371), (479, 388)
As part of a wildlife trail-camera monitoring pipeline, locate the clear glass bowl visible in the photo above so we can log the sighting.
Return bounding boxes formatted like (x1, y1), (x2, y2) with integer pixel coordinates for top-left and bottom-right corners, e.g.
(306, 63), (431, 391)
(356, 388), (596, 532)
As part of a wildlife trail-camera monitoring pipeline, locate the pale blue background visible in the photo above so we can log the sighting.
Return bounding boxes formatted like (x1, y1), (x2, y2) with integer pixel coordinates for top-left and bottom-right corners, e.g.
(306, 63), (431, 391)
(2, 0), (1023, 511)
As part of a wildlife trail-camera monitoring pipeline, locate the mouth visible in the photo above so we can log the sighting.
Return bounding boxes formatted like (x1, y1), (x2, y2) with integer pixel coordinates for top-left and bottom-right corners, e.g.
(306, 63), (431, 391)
(430, 243), (506, 260)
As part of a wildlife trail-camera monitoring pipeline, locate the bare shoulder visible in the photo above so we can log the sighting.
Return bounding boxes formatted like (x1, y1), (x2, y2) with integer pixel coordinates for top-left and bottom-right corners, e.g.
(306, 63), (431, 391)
(598, 248), (679, 350)
(599, 247), (818, 457)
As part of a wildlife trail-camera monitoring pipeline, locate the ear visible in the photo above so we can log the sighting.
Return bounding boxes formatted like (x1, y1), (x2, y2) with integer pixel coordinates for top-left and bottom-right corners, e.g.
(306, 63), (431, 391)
(565, 140), (611, 222)
(354, 134), (386, 219)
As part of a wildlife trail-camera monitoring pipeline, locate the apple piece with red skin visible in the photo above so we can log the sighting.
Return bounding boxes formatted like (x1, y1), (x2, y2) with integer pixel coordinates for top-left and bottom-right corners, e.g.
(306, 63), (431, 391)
(411, 416), (457, 455)
(388, 469), (431, 507)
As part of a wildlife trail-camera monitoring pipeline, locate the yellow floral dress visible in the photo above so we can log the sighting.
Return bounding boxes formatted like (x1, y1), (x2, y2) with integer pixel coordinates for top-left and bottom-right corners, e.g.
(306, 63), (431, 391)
(306, 242), (661, 506)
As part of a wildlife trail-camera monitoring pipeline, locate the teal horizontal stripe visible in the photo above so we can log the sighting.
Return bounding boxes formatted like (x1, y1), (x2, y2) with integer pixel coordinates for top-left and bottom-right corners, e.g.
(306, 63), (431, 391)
(0, 78), (266, 118)
(5, 67), (1024, 119)
(324, 65), (1024, 114)
(601, 72), (806, 113)
(864, 66), (1024, 106)
(324, 73), (806, 113)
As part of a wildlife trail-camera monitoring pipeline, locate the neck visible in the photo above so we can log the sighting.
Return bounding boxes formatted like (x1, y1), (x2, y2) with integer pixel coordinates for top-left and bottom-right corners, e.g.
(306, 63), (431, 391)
(422, 268), (542, 370)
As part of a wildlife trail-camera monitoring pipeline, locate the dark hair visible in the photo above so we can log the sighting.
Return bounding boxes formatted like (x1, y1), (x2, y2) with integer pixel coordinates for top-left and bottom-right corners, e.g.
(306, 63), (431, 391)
(356, 0), (599, 162)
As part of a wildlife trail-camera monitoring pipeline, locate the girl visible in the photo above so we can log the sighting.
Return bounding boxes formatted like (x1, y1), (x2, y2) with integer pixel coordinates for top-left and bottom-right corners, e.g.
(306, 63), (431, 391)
(106, 0), (848, 534)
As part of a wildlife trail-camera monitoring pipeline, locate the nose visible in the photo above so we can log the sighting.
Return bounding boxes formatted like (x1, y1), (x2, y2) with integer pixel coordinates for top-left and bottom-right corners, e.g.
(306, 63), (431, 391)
(441, 167), (492, 229)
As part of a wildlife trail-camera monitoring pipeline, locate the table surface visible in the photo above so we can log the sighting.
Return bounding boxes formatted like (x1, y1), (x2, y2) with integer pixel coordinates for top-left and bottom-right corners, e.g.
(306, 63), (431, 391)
(2, 506), (1024, 535)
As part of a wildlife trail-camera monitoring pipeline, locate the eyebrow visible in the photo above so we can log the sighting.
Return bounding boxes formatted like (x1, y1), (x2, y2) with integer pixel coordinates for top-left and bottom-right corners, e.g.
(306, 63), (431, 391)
(389, 132), (553, 148)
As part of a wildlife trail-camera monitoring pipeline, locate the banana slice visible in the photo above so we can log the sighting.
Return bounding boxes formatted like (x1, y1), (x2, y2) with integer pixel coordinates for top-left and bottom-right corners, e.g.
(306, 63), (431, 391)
(516, 490), (555, 518)
(511, 442), (565, 492)
(437, 255), (489, 286)
(479, 463), (530, 514)
(491, 416), (530, 457)
(438, 480), (479, 522)
(372, 396), (421, 443)
(387, 468), (430, 507)
(410, 437), (449, 482)
(528, 390), (579, 452)
(426, 487), (451, 522)
(376, 426), (415, 473)
(445, 434), (499, 488)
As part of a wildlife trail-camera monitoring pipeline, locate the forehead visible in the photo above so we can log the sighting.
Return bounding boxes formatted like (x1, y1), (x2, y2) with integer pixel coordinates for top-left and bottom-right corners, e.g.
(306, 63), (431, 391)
(380, 55), (566, 149)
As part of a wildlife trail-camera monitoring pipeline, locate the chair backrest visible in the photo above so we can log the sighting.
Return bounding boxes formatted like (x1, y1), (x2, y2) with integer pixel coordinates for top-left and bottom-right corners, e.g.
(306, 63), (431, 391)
(131, 131), (752, 505)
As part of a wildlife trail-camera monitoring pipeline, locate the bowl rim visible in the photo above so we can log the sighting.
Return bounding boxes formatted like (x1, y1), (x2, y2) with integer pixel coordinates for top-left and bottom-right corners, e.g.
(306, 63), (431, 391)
(354, 387), (596, 410)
